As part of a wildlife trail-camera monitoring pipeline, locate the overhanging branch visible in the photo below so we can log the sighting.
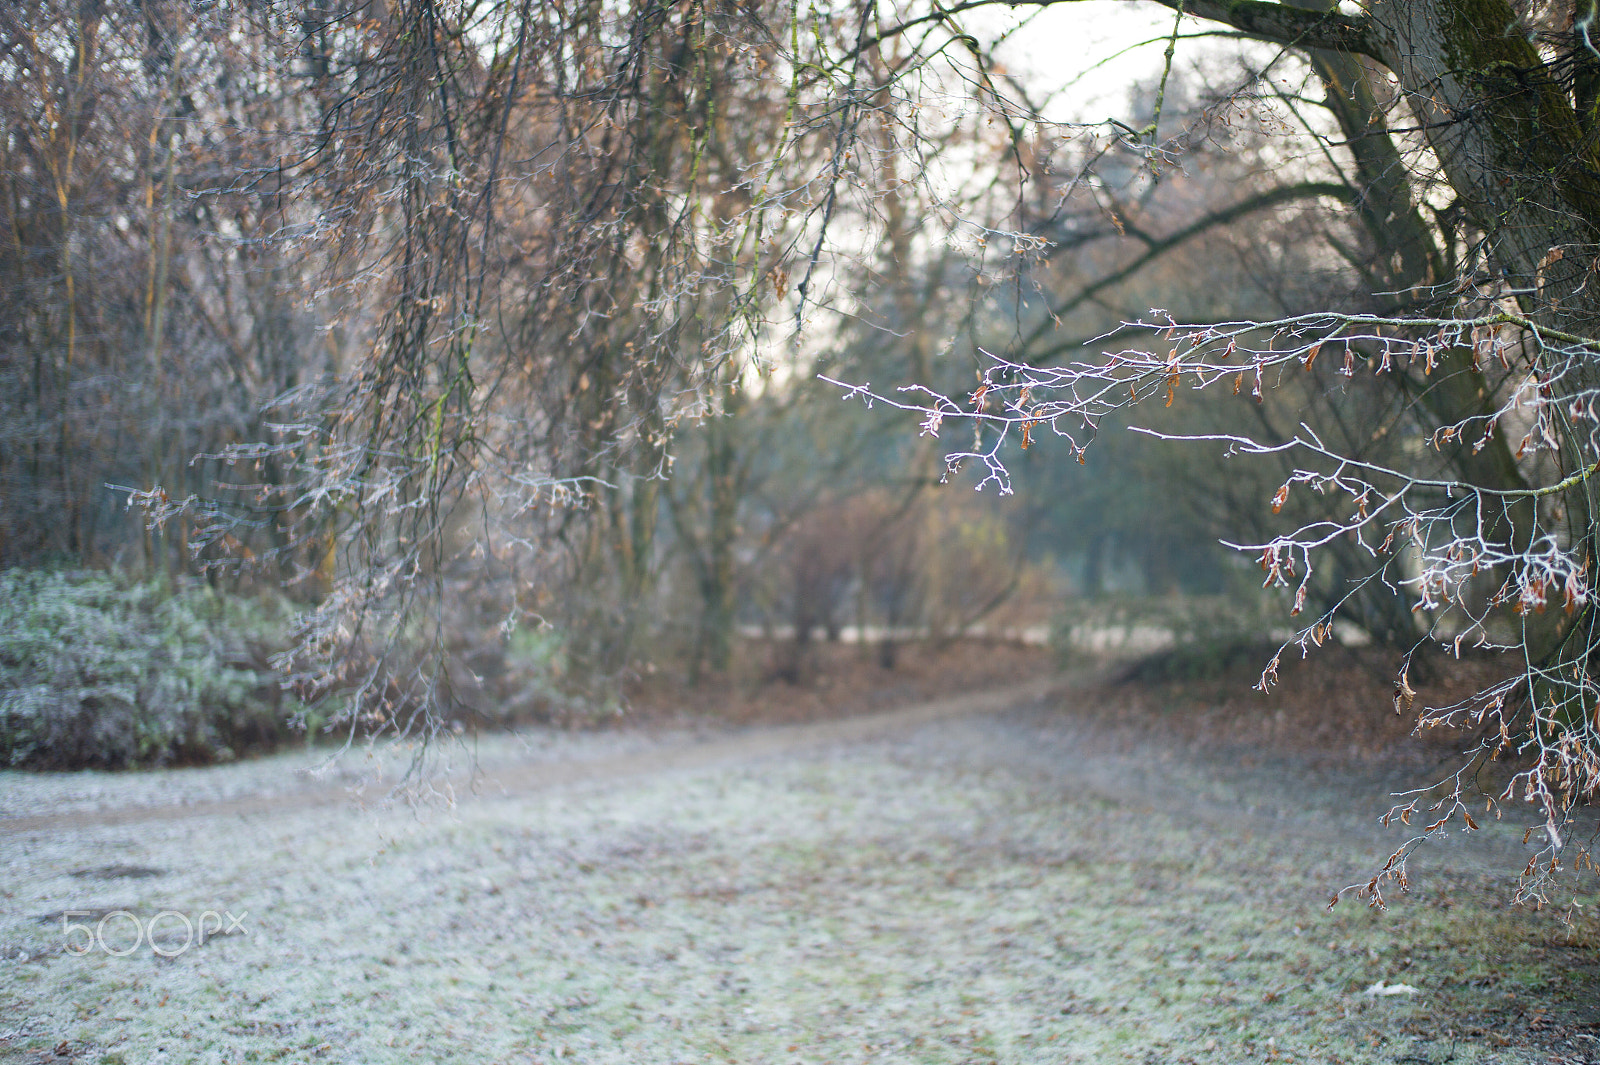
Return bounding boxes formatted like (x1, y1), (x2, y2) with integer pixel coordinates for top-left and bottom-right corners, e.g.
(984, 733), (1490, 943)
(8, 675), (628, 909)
(1138, 0), (1385, 61)
(1025, 181), (1361, 364)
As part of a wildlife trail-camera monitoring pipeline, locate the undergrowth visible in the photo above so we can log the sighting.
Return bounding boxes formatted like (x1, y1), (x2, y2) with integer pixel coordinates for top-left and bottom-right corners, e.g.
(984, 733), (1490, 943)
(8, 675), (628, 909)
(0, 568), (314, 769)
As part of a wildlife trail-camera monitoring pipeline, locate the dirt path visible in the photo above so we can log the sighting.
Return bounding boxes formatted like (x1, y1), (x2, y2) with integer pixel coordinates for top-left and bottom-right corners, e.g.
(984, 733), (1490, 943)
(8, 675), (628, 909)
(2, 677), (1598, 1064)
(0, 675), (1066, 836)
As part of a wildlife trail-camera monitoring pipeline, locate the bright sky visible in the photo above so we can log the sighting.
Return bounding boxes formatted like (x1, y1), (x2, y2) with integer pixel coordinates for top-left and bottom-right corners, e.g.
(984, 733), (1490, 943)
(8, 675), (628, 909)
(967, 1), (1188, 123)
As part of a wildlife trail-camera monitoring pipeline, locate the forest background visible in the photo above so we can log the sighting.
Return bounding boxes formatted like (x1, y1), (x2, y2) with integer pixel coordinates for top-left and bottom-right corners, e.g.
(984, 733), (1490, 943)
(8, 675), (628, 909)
(7, 0), (1600, 902)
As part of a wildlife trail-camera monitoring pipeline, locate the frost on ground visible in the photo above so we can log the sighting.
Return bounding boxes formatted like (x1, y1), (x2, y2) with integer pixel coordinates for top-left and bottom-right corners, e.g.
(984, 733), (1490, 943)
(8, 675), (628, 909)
(2, 690), (1599, 1064)
(0, 728), (665, 823)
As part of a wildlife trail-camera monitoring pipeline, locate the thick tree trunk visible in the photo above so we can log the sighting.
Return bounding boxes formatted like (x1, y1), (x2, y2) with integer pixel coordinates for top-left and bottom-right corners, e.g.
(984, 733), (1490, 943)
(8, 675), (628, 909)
(1366, 1), (1600, 665)
(1371, 1), (1600, 328)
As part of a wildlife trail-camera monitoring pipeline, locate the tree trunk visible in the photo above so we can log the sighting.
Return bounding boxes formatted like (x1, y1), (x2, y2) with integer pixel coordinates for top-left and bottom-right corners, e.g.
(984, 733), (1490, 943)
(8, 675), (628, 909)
(1372, 1), (1600, 329)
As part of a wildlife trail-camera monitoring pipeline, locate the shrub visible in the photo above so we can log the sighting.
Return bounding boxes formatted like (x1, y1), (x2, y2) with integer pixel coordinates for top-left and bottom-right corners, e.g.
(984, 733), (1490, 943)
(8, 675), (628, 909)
(0, 569), (309, 768)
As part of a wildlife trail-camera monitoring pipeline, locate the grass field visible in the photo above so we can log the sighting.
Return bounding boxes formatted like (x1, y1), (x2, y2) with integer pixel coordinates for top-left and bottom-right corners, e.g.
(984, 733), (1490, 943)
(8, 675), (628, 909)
(3, 674), (1599, 1064)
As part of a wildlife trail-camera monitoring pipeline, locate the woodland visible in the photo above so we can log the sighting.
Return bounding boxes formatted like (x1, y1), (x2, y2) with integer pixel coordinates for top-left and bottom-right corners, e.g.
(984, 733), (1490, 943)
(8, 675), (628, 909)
(6, 0), (1600, 909)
